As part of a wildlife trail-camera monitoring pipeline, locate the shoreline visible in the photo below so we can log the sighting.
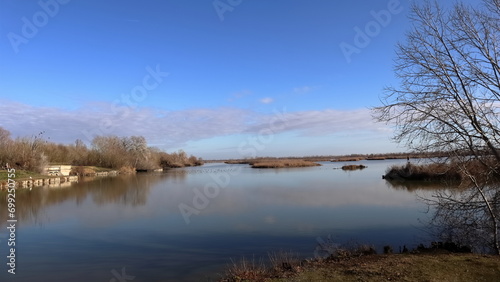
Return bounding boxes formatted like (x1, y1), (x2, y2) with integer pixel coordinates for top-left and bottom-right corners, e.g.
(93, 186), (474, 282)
(218, 247), (500, 281)
(0, 170), (119, 190)
(0, 175), (79, 190)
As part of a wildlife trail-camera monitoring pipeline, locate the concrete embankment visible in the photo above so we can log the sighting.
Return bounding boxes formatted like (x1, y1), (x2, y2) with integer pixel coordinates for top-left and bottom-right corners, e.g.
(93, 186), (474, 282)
(0, 176), (79, 190)
(0, 170), (118, 190)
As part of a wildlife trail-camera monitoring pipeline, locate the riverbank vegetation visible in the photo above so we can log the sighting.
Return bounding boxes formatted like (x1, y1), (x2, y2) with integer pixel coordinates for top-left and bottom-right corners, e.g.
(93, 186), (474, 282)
(341, 164), (367, 171)
(383, 159), (500, 183)
(224, 158), (321, 168)
(384, 162), (462, 182)
(251, 159), (321, 168)
(372, 0), (500, 255)
(0, 127), (203, 176)
(216, 151), (446, 164)
(219, 244), (500, 281)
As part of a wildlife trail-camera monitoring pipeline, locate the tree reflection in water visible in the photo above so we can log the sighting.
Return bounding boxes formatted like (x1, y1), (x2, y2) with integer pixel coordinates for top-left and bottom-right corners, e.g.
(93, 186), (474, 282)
(0, 172), (179, 228)
(386, 179), (500, 254)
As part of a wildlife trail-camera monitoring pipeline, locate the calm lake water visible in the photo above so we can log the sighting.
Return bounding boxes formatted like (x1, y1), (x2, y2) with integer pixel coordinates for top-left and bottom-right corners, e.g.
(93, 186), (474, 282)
(1, 159), (436, 281)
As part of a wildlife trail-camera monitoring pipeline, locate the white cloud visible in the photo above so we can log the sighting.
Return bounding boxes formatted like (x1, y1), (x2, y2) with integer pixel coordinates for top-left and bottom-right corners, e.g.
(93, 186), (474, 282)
(259, 97), (274, 104)
(0, 100), (390, 151)
(245, 108), (386, 136)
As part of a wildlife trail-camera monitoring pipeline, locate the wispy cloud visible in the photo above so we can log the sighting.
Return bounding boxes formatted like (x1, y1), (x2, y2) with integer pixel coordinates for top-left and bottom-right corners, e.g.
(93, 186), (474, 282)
(259, 97), (274, 104)
(228, 90), (252, 102)
(245, 108), (386, 136)
(293, 86), (314, 94)
(0, 100), (389, 150)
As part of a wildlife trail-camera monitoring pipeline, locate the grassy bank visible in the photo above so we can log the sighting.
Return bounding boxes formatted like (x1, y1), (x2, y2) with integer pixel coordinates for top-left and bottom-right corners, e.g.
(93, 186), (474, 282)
(220, 252), (500, 281)
(278, 253), (500, 282)
(0, 169), (45, 181)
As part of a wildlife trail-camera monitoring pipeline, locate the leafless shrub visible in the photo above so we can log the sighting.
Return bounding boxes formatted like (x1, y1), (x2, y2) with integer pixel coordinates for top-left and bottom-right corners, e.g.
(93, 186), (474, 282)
(220, 256), (267, 282)
(0, 127), (202, 172)
(268, 250), (300, 274)
(119, 166), (136, 174)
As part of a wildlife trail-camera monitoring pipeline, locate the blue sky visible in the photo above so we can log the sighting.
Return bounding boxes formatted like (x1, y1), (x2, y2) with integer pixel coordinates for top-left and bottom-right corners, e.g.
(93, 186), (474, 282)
(0, 0), (443, 159)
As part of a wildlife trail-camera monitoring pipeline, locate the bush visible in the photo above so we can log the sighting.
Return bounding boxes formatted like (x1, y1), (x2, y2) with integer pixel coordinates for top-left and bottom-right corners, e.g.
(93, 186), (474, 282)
(0, 127), (203, 172)
(384, 162), (462, 182)
(341, 164), (367, 170)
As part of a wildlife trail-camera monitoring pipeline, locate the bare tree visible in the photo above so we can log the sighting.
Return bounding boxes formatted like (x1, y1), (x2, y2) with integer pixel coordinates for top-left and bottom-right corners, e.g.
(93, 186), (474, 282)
(91, 136), (129, 168)
(421, 154), (500, 254)
(0, 129), (200, 173)
(0, 127), (10, 145)
(8, 132), (48, 172)
(373, 0), (500, 254)
(123, 136), (156, 170)
(0, 127), (12, 167)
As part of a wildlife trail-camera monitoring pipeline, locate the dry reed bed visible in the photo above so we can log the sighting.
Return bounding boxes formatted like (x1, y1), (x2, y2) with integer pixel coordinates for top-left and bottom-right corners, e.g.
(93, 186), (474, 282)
(384, 162), (461, 182)
(331, 157), (364, 162)
(341, 164), (367, 170)
(382, 160), (500, 183)
(251, 159), (321, 168)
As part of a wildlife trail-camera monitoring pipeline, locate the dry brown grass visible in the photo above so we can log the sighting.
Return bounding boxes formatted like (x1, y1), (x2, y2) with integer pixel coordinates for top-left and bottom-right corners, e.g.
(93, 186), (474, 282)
(251, 159), (321, 168)
(224, 160), (253, 164)
(70, 166), (97, 176)
(331, 157), (365, 162)
(341, 164), (367, 171)
(366, 157), (387, 160)
(218, 246), (500, 282)
(384, 162), (462, 182)
(271, 253), (500, 282)
(219, 251), (301, 282)
(221, 256), (267, 281)
(118, 166), (136, 174)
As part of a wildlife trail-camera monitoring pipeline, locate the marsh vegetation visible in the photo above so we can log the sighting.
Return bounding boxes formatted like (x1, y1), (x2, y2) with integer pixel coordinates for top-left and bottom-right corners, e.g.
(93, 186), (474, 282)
(341, 164), (367, 171)
(224, 158), (321, 168)
(0, 127), (203, 179)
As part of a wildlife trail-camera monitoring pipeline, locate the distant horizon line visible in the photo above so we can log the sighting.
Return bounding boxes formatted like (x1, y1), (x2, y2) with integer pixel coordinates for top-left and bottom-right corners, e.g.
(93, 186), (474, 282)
(204, 151), (449, 161)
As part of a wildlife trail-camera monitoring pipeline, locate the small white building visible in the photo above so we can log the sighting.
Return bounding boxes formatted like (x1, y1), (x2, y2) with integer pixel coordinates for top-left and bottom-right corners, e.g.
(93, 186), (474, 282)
(44, 165), (72, 176)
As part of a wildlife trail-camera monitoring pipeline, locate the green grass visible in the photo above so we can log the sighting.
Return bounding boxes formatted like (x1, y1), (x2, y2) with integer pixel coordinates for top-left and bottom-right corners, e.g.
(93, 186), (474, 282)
(0, 170), (46, 181)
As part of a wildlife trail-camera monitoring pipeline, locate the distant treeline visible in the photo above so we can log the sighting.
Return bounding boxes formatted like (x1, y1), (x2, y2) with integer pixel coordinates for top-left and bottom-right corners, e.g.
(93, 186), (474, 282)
(0, 127), (203, 173)
(215, 151), (450, 163)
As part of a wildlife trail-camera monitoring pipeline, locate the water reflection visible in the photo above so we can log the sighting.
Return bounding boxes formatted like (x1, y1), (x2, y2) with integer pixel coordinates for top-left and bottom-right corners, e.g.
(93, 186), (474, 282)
(0, 173), (168, 228)
(384, 179), (454, 191)
(419, 185), (500, 254)
(0, 160), (443, 281)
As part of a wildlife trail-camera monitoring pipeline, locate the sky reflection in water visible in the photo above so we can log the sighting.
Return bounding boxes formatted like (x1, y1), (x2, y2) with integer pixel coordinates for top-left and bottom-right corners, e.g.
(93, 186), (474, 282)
(0, 159), (435, 281)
